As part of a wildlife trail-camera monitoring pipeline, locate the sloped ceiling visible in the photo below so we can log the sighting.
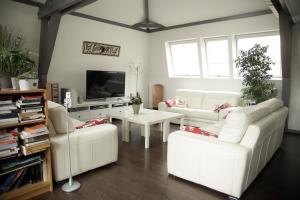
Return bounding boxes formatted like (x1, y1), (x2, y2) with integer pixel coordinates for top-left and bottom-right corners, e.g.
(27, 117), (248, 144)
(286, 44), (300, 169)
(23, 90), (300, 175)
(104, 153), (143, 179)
(285, 0), (300, 23)
(32, 0), (270, 26)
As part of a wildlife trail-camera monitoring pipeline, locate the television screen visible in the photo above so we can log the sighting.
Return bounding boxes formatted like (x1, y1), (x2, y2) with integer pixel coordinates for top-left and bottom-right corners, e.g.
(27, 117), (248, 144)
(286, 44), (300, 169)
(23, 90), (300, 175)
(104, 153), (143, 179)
(86, 70), (125, 99)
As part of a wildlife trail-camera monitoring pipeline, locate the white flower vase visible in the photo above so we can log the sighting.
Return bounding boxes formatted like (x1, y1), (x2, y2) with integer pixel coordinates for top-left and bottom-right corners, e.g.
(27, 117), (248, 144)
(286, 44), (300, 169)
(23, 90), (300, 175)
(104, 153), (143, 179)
(19, 79), (39, 90)
(11, 77), (20, 90)
(132, 104), (141, 114)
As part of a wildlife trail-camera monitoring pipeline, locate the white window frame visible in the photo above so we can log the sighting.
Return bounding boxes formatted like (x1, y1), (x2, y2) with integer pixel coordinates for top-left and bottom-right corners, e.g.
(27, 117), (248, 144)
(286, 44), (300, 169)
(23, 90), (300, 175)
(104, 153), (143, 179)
(165, 39), (201, 78)
(202, 36), (231, 78)
(234, 31), (282, 79)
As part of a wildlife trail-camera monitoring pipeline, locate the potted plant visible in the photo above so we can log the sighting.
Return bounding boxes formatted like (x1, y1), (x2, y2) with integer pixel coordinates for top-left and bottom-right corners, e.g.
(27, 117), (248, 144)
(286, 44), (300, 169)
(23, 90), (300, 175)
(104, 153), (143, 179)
(18, 70), (38, 91)
(235, 44), (274, 105)
(130, 92), (143, 114)
(0, 25), (31, 89)
(6, 49), (34, 89)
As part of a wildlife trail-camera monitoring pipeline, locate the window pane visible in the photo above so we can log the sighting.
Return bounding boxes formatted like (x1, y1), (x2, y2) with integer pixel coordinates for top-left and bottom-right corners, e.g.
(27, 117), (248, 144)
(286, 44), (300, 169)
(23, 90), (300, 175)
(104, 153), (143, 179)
(205, 39), (230, 77)
(169, 42), (200, 76)
(237, 34), (281, 78)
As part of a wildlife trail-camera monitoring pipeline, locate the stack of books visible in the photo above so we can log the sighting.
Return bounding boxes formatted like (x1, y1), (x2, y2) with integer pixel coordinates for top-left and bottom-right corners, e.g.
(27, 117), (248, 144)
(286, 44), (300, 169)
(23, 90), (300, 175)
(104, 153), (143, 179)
(0, 97), (18, 125)
(0, 131), (19, 159)
(19, 124), (49, 156)
(17, 95), (45, 123)
(0, 154), (43, 193)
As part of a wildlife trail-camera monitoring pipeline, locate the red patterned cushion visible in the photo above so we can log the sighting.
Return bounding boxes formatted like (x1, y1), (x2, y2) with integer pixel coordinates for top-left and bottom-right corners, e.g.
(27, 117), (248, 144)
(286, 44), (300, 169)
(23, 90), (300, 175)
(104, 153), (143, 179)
(164, 99), (176, 107)
(214, 102), (232, 113)
(181, 126), (218, 138)
(76, 118), (109, 129)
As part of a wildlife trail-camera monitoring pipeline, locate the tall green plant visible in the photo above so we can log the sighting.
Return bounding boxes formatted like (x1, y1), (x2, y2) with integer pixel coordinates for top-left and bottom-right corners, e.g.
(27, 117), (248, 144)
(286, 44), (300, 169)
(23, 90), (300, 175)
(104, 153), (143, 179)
(0, 24), (33, 77)
(0, 25), (22, 49)
(235, 44), (274, 104)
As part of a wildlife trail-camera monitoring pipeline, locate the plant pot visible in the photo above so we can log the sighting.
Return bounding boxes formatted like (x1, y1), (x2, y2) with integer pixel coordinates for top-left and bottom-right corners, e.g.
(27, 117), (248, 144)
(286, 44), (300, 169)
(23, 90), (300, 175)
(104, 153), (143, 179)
(132, 104), (141, 114)
(19, 79), (39, 91)
(11, 77), (20, 90)
(0, 76), (12, 89)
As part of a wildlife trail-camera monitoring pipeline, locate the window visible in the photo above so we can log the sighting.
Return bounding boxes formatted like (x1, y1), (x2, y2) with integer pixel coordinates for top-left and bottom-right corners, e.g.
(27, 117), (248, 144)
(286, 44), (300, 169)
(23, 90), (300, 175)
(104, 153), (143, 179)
(236, 32), (281, 78)
(166, 40), (200, 77)
(203, 37), (230, 77)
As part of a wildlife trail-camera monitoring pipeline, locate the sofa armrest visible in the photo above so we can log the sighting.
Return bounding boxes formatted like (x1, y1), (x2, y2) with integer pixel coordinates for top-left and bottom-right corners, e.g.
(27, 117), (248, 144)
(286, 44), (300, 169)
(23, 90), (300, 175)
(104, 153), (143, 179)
(168, 131), (250, 198)
(158, 101), (167, 111)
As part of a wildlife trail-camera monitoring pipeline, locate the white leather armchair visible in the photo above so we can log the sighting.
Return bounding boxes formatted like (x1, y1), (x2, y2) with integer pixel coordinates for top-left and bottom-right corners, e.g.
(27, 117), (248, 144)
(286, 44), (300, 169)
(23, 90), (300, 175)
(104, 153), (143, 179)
(47, 101), (118, 181)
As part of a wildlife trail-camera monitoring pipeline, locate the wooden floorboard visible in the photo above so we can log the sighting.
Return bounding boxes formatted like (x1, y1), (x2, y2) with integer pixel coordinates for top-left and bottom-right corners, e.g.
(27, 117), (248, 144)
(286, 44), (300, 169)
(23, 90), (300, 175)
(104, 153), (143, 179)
(32, 121), (300, 200)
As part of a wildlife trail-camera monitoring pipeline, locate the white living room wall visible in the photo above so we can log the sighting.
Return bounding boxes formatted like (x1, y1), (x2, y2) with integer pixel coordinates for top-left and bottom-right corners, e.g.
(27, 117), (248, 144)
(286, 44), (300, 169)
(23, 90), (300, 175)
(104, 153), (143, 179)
(0, 0), (149, 106)
(47, 15), (149, 105)
(148, 14), (281, 107)
(288, 23), (300, 131)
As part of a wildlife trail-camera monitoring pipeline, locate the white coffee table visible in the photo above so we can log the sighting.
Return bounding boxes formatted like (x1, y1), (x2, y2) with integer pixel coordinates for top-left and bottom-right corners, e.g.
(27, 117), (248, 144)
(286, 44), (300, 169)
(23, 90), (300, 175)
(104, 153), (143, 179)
(109, 108), (184, 149)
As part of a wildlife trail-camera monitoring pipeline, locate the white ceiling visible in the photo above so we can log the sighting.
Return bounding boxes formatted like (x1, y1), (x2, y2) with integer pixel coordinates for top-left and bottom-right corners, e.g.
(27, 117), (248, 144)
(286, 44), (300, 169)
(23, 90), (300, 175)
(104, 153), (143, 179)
(32, 0), (270, 26)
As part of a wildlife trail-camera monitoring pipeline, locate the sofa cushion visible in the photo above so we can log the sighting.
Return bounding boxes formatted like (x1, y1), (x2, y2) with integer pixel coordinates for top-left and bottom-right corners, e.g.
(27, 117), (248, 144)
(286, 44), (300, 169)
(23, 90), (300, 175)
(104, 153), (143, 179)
(202, 92), (240, 110)
(181, 125), (218, 137)
(169, 107), (190, 116)
(201, 120), (225, 135)
(218, 103), (273, 143)
(188, 108), (219, 121)
(176, 89), (204, 109)
(47, 101), (75, 134)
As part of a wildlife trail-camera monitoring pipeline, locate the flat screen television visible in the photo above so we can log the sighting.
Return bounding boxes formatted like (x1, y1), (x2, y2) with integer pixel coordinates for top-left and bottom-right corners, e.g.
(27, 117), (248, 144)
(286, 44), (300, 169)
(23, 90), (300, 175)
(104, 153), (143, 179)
(86, 70), (125, 100)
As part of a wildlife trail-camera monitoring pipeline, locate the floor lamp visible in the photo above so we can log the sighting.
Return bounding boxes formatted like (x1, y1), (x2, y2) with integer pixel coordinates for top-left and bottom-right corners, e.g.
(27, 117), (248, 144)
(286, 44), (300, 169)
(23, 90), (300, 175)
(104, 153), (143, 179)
(62, 92), (80, 192)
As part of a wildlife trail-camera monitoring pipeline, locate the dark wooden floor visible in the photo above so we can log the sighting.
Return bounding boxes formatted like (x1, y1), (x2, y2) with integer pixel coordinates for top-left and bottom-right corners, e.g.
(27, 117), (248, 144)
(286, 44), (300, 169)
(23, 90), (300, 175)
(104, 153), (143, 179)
(33, 121), (300, 200)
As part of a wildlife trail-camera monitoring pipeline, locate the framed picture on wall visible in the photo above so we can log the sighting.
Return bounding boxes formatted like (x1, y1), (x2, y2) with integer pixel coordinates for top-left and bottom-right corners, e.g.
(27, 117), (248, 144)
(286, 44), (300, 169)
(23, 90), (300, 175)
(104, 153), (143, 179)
(82, 41), (121, 57)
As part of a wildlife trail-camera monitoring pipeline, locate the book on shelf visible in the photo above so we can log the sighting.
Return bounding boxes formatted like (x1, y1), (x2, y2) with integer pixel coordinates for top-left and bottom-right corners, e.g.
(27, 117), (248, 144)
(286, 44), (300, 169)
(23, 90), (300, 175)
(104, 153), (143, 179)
(0, 154), (43, 194)
(0, 132), (19, 158)
(20, 108), (43, 113)
(23, 139), (49, 147)
(0, 112), (18, 119)
(21, 134), (48, 144)
(0, 96), (13, 105)
(21, 145), (49, 156)
(19, 124), (49, 156)
(0, 147), (19, 157)
(17, 104), (43, 110)
(19, 130), (49, 140)
(19, 112), (45, 122)
(17, 98), (43, 104)
(0, 105), (17, 111)
(0, 98), (19, 125)
(24, 124), (47, 134)
(0, 118), (19, 124)
(0, 100), (13, 105)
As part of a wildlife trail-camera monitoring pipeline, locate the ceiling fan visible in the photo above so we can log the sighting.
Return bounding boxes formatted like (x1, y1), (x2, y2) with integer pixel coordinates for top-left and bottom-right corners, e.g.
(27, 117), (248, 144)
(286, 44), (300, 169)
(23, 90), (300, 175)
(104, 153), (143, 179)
(132, 0), (165, 32)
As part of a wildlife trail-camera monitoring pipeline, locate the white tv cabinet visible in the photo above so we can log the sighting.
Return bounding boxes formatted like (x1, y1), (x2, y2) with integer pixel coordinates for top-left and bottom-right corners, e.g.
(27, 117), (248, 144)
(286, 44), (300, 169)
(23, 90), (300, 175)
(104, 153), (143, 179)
(68, 99), (130, 121)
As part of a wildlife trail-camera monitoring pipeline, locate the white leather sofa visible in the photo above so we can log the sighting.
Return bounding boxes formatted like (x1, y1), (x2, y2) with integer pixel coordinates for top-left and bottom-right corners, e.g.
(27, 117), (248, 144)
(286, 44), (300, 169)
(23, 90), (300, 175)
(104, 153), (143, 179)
(167, 98), (288, 199)
(47, 101), (118, 181)
(158, 89), (241, 127)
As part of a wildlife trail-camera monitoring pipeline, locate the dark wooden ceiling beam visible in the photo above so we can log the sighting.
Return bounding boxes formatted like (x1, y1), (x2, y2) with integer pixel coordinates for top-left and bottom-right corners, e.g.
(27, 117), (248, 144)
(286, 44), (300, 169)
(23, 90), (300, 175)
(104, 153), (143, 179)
(149, 10), (272, 33)
(38, 0), (97, 19)
(34, 0), (97, 87)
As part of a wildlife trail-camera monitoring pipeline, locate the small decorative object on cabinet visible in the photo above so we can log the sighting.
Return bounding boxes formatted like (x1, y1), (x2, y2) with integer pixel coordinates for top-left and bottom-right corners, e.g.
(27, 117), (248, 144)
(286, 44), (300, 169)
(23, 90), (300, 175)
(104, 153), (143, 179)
(152, 84), (163, 110)
(46, 83), (59, 103)
(0, 89), (53, 200)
